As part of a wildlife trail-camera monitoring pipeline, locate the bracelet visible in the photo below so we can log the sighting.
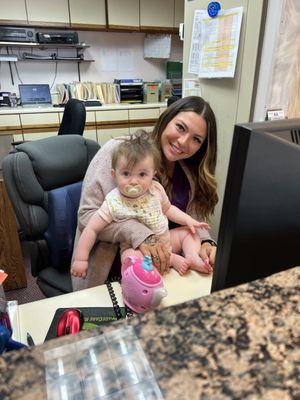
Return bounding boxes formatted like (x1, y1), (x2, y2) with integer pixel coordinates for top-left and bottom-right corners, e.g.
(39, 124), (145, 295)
(201, 239), (217, 247)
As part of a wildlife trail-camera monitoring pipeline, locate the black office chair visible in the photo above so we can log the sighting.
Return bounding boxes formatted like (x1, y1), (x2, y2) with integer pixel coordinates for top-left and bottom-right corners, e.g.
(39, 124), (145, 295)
(58, 99), (86, 136)
(2, 135), (100, 297)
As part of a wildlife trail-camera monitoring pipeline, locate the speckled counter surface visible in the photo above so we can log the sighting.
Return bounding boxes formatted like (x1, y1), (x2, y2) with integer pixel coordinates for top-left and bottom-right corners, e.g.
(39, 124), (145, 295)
(1, 267), (299, 400)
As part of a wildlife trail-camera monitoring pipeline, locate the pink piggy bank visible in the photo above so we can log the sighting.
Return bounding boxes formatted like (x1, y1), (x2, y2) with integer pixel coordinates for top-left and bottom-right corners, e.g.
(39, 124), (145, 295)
(121, 255), (167, 313)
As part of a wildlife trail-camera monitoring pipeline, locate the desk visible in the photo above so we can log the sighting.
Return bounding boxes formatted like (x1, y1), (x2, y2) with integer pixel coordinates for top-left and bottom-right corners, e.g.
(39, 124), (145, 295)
(1, 267), (299, 399)
(12, 269), (212, 345)
(0, 178), (27, 290)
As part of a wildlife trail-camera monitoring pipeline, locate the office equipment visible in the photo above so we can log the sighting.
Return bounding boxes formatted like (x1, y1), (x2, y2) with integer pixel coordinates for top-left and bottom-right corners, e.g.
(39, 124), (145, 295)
(0, 92), (12, 107)
(212, 118), (300, 292)
(19, 84), (52, 108)
(143, 82), (159, 103)
(0, 26), (36, 42)
(36, 31), (79, 45)
(114, 79), (143, 103)
(45, 306), (127, 341)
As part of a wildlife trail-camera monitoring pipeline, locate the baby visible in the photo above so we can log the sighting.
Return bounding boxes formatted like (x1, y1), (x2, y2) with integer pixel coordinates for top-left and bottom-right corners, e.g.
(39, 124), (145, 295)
(71, 133), (211, 279)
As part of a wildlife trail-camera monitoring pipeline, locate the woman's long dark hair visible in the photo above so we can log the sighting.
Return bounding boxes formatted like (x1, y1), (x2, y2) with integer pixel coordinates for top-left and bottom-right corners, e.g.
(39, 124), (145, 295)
(152, 96), (218, 220)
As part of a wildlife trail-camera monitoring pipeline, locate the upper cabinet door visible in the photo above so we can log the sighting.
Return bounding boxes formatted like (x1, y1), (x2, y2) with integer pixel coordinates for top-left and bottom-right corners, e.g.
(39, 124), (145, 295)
(174, 0), (184, 29)
(140, 0), (174, 32)
(26, 0), (70, 27)
(69, 0), (106, 30)
(107, 0), (139, 31)
(0, 0), (28, 25)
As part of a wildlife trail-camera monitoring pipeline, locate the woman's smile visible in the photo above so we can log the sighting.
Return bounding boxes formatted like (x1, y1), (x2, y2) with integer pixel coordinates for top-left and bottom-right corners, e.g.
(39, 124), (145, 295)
(169, 142), (184, 155)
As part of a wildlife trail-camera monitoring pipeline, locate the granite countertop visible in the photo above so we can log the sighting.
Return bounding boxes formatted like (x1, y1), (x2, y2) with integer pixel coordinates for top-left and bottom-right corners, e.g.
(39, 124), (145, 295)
(0, 267), (299, 400)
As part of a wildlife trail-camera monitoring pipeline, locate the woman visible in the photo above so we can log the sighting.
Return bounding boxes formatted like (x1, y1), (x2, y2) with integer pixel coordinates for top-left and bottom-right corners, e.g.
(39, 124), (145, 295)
(72, 96), (218, 290)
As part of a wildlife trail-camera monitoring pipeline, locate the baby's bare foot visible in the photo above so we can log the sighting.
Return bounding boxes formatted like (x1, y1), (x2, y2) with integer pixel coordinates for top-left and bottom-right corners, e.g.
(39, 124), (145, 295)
(185, 254), (212, 274)
(170, 253), (190, 275)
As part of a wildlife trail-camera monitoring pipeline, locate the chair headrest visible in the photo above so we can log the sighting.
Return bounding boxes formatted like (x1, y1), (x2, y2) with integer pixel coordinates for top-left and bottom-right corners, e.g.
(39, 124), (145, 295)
(16, 135), (99, 190)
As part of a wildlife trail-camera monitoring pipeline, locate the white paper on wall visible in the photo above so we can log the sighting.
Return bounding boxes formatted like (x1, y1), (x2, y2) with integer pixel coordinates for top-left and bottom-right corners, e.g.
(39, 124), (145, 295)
(188, 7), (243, 78)
(100, 49), (118, 72)
(144, 34), (171, 59)
(188, 9), (207, 74)
(183, 78), (202, 98)
(198, 7), (243, 78)
(117, 49), (134, 72)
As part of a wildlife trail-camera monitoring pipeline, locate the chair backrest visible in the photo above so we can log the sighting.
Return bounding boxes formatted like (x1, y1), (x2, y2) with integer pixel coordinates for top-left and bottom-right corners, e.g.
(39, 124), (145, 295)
(2, 135), (100, 276)
(58, 99), (86, 136)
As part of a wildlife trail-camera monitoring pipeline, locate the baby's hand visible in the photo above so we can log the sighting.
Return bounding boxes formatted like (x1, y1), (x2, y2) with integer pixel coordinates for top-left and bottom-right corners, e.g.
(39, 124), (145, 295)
(186, 217), (210, 234)
(71, 260), (88, 279)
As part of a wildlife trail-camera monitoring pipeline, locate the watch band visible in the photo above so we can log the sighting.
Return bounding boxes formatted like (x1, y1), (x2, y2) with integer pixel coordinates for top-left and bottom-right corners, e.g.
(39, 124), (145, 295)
(201, 239), (217, 247)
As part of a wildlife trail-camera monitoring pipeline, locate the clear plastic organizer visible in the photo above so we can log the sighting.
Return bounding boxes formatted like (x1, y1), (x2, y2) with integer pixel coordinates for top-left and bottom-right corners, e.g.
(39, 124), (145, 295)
(44, 325), (163, 400)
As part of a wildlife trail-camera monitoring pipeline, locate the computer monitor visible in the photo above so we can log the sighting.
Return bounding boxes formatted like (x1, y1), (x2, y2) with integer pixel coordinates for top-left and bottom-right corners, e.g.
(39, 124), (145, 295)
(19, 84), (52, 107)
(211, 118), (300, 292)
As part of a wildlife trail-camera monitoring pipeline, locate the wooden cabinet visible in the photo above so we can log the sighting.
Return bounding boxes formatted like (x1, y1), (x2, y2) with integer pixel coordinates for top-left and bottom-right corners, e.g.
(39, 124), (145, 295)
(174, 0), (184, 29)
(0, 179), (27, 291)
(129, 108), (159, 134)
(83, 111), (98, 142)
(0, 0), (28, 26)
(0, 105), (165, 146)
(26, 0), (70, 27)
(96, 109), (129, 146)
(69, 0), (106, 30)
(20, 112), (60, 141)
(140, 0), (174, 32)
(107, 0), (140, 31)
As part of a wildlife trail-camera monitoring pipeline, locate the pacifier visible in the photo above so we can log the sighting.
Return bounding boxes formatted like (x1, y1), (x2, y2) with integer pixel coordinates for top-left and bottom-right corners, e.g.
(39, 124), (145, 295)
(124, 185), (142, 196)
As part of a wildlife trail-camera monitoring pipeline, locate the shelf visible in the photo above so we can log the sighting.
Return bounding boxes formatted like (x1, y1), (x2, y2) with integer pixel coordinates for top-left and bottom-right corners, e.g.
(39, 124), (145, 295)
(0, 41), (90, 50)
(18, 59), (94, 62)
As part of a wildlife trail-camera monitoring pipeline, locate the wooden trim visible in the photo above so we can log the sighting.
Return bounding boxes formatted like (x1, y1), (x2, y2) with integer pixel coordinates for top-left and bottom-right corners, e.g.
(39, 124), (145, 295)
(70, 23), (107, 31)
(108, 25), (140, 32)
(27, 21), (70, 28)
(97, 123), (129, 130)
(129, 118), (157, 125)
(0, 20), (29, 26)
(96, 120), (128, 127)
(0, 129), (22, 135)
(140, 26), (174, 33)
(22, 124), (60, 133)
(84, 125), (96, 131)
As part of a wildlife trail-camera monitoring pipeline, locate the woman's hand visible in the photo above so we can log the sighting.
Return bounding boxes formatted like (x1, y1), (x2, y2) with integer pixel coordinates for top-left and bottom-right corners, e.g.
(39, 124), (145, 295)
(199, 243), (217, 268)
(139, 237), (171, 275)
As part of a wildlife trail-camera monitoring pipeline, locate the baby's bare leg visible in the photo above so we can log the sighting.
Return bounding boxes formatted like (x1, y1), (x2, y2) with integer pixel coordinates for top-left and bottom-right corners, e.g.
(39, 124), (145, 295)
(170, 227), (211, 274)
(169, 227), (192, 275)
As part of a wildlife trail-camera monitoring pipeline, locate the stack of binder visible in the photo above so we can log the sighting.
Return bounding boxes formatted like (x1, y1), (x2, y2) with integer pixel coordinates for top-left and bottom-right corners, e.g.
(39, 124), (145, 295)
(56, 82), (120, 105)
